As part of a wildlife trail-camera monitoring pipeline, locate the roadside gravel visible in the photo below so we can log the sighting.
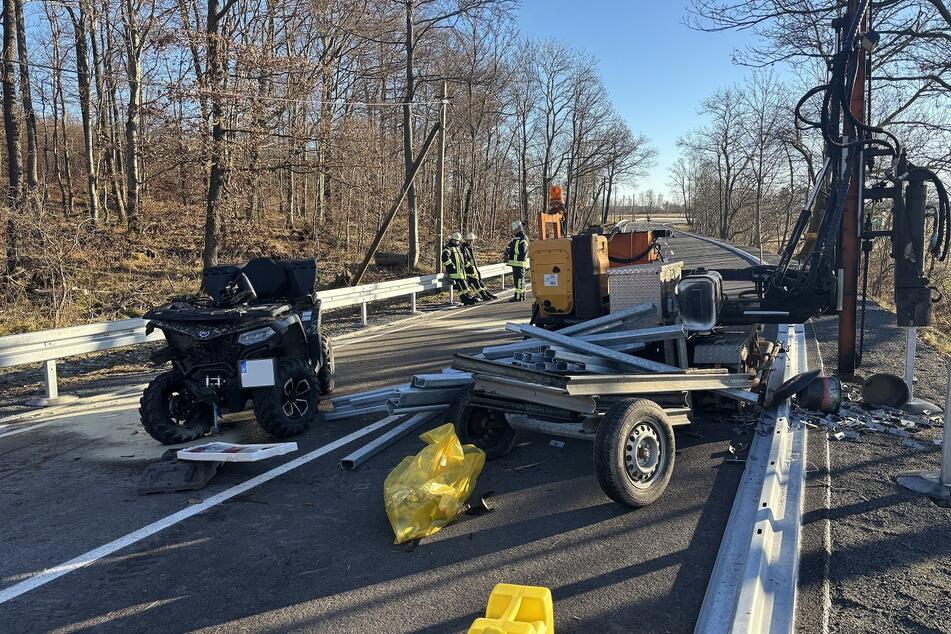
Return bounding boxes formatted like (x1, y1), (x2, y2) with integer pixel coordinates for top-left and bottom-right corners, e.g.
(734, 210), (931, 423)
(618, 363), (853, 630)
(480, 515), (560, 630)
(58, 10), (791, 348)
(799, 303), (951, 634)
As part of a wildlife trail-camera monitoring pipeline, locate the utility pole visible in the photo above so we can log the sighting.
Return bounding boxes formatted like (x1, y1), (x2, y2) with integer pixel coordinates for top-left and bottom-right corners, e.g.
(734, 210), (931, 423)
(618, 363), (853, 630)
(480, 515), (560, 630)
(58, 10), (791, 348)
(837, 0), (867, 376)
(351, 120), (440, 287)
(434, 81), (447, 272)
(403, 0), (419, 268)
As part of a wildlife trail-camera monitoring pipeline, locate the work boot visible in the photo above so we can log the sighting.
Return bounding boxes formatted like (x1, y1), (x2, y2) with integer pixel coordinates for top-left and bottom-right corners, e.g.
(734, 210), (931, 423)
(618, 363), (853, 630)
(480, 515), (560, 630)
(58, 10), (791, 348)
(508, 295), (519, 303)
(461, 294), (479, 305)
(481, 290), (496, 301)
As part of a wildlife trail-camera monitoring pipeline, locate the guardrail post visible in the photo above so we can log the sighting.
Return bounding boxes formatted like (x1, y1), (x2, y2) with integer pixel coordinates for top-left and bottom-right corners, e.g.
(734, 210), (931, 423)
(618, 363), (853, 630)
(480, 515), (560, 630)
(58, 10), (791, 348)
(360, 302), (368, 326)
(500, 272), (505, 290)
(449, 285), (454, 304)
(26, 360), (78, 407)
(410, 292), (417, 314)
(43, 360), (58, 400)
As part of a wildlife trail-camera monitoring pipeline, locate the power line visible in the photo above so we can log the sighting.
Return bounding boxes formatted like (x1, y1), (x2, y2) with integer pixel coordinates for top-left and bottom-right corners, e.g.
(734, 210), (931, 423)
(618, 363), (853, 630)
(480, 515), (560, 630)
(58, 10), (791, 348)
(20, 58), (446, 108)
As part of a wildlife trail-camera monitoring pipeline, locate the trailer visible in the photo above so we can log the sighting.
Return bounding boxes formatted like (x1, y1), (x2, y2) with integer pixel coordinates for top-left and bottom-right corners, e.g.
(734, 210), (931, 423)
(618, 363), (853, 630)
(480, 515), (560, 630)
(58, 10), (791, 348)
(448, 329), (778, 508)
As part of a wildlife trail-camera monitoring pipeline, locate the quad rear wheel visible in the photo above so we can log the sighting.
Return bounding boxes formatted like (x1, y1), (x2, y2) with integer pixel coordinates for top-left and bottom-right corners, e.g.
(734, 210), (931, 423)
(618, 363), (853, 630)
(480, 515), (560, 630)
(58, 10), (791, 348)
(139, 371), (213, 445)
(317, 334), (335, 395)
(253, 359), (320, 437)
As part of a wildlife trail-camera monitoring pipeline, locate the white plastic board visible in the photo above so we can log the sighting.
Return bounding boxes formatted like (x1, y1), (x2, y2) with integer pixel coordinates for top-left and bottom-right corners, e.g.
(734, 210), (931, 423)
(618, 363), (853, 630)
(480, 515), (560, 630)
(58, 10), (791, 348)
(177, 442), (298, 462)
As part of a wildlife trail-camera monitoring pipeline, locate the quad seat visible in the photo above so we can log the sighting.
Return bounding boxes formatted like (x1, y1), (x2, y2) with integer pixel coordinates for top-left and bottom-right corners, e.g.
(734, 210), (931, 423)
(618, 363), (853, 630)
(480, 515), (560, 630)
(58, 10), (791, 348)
(203, 258), (318, 304)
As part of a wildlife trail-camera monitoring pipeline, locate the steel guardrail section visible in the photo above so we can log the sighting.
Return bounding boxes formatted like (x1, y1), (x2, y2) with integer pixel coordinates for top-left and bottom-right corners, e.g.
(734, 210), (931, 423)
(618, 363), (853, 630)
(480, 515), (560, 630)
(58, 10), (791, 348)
(695, 323), (808, 634)
(0, 263), (510, 368)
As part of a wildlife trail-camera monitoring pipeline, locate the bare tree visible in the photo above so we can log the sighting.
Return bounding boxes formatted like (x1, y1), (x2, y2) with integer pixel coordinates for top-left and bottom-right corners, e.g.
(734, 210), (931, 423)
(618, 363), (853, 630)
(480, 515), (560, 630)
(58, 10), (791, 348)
(1, 0), (21, 273)
(64, 0), (100, 223)
(13, 0), (35, 194)
(120, 0), (160, 231)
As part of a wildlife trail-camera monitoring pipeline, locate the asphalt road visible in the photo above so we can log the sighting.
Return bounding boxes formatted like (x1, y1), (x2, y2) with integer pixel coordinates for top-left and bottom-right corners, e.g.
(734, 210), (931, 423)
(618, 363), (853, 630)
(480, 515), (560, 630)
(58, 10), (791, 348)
(0, 233), (753, 633)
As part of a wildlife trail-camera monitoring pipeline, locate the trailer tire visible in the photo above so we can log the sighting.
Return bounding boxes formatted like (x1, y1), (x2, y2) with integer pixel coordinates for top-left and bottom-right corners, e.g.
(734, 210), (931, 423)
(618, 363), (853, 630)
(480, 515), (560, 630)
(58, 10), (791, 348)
(317, 334), (335, 395)
(448, 389), (517, 460)
(139, 371), (213, 445)
(594, 398), (675, 508)
(253, 359), (320, 437)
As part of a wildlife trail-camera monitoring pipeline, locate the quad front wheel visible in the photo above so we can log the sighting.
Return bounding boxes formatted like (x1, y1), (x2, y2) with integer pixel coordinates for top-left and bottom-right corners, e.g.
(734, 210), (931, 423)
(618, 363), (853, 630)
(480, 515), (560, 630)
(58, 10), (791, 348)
(253, 359), (320, 437)
(594, 398), (675, 508)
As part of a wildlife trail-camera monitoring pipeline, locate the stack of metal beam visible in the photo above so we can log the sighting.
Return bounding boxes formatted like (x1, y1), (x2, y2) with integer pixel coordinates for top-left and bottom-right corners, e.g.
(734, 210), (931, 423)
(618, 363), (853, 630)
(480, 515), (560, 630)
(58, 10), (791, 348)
(446, 302), (761, 437)
(326, 369), (472, 421)
(328, 371), (476, 470)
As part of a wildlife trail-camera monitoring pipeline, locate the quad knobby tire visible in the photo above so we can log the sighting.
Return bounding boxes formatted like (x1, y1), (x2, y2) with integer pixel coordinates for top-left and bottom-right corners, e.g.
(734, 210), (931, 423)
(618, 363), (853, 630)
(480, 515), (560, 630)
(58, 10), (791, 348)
(317, 334), (335, 395)
(594, 398), (675, 508)
(139, 371), (213, 445)
(253, 359), (320, 437)
(448, 389), (517, 459)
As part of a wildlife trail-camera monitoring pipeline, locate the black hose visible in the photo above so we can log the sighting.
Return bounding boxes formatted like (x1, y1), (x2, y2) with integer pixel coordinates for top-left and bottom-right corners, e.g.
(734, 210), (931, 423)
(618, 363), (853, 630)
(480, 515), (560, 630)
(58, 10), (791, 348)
(608, 238), (660, 265)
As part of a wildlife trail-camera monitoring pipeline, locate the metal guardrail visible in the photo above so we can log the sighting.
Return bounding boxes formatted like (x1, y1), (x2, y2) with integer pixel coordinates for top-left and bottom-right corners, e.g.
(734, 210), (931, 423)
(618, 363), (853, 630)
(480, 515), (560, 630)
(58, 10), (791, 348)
(695, 323), (808, 633)
(675, 232), (807, 632)
(0, 263), (511, 405)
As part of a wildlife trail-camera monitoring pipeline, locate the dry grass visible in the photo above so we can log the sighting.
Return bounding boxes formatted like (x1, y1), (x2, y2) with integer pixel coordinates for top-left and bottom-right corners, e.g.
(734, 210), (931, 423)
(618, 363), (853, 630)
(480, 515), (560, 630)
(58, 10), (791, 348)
(0, 200), (479, 336)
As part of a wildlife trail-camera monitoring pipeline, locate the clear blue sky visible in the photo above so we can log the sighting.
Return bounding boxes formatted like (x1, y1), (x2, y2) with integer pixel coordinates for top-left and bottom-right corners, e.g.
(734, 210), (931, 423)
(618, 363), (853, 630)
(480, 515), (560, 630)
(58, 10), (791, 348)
(516, 1), (760, 198)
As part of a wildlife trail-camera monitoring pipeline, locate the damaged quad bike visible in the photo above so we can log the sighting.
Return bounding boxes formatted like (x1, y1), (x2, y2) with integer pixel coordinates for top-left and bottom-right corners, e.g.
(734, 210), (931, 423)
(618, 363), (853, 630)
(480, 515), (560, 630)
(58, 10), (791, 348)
(140, 258), (335, 445)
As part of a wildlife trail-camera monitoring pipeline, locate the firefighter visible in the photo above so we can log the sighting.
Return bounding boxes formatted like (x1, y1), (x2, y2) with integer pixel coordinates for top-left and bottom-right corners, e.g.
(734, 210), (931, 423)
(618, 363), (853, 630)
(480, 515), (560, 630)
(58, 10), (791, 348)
(461, 232), (497, 301)
(505, 220), (529, 302)
(441, 232), (478, 305)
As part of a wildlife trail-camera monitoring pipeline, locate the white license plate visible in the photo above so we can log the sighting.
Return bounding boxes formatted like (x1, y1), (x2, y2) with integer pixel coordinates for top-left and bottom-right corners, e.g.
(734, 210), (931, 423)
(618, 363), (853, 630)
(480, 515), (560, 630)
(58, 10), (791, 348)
(240, 359), (275, 388)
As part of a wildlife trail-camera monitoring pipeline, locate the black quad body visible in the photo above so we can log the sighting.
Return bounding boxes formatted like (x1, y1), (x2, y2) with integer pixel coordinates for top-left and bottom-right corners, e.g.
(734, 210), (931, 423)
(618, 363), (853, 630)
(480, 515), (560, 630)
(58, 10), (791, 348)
(140, 257), (334, 445)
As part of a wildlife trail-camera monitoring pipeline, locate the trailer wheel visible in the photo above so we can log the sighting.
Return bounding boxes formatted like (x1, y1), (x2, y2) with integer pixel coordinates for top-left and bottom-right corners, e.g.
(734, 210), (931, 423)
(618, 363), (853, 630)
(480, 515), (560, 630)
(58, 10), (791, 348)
(594, 398), (675, 508)
(448, 389), (517, 459)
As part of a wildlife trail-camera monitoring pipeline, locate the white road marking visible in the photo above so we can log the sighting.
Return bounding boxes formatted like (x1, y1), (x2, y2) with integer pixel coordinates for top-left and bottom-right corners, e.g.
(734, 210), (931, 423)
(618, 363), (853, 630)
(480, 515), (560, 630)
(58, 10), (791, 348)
(0, 417), (396, 606)
(0, 419), (64, 440)
(808, 320), (832, 634)
(822, 430), (832, 634)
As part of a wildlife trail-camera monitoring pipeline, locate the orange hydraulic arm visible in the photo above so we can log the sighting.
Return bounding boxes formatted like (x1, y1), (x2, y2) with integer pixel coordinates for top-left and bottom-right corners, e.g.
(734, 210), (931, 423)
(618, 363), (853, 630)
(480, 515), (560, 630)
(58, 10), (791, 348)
(538, 185), (565, 240)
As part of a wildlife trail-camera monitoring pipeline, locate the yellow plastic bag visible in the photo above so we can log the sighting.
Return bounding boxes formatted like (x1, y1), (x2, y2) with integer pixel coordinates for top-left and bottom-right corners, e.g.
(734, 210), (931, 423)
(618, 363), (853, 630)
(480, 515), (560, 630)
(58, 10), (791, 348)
(384, 423), (486, 544)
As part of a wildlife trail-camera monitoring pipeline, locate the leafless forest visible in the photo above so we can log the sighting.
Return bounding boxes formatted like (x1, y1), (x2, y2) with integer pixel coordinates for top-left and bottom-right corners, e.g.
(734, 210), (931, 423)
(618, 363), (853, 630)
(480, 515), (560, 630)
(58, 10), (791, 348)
(672, 0), (950, 326)
(0, 0), (948, 341)
(0, 0), (657, 332)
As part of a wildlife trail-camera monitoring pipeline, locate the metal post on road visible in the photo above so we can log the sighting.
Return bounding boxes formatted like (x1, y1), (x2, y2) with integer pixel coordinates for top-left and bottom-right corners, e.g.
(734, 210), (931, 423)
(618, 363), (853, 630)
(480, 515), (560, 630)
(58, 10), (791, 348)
(837, 0), (867, 377)
(361, 302), (368, 326)
(410, 292), (417, 314)
(434, 82), (447, 274)
(905, 327), (917, 398)
(896, 356), (951, 505)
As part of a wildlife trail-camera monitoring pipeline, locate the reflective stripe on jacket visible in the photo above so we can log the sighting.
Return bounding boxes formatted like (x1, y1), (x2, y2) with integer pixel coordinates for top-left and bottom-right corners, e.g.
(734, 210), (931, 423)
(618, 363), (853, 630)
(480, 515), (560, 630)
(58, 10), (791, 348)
(441, 244), (466, 279)
(461, 243), (481, 277)
(506, 235), (529, 267)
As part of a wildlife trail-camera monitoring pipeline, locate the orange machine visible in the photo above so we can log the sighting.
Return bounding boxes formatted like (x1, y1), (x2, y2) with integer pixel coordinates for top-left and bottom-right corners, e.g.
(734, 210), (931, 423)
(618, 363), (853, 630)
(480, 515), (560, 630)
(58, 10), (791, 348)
(528, 189), (668, 328)
(607, 223), (661, 267)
